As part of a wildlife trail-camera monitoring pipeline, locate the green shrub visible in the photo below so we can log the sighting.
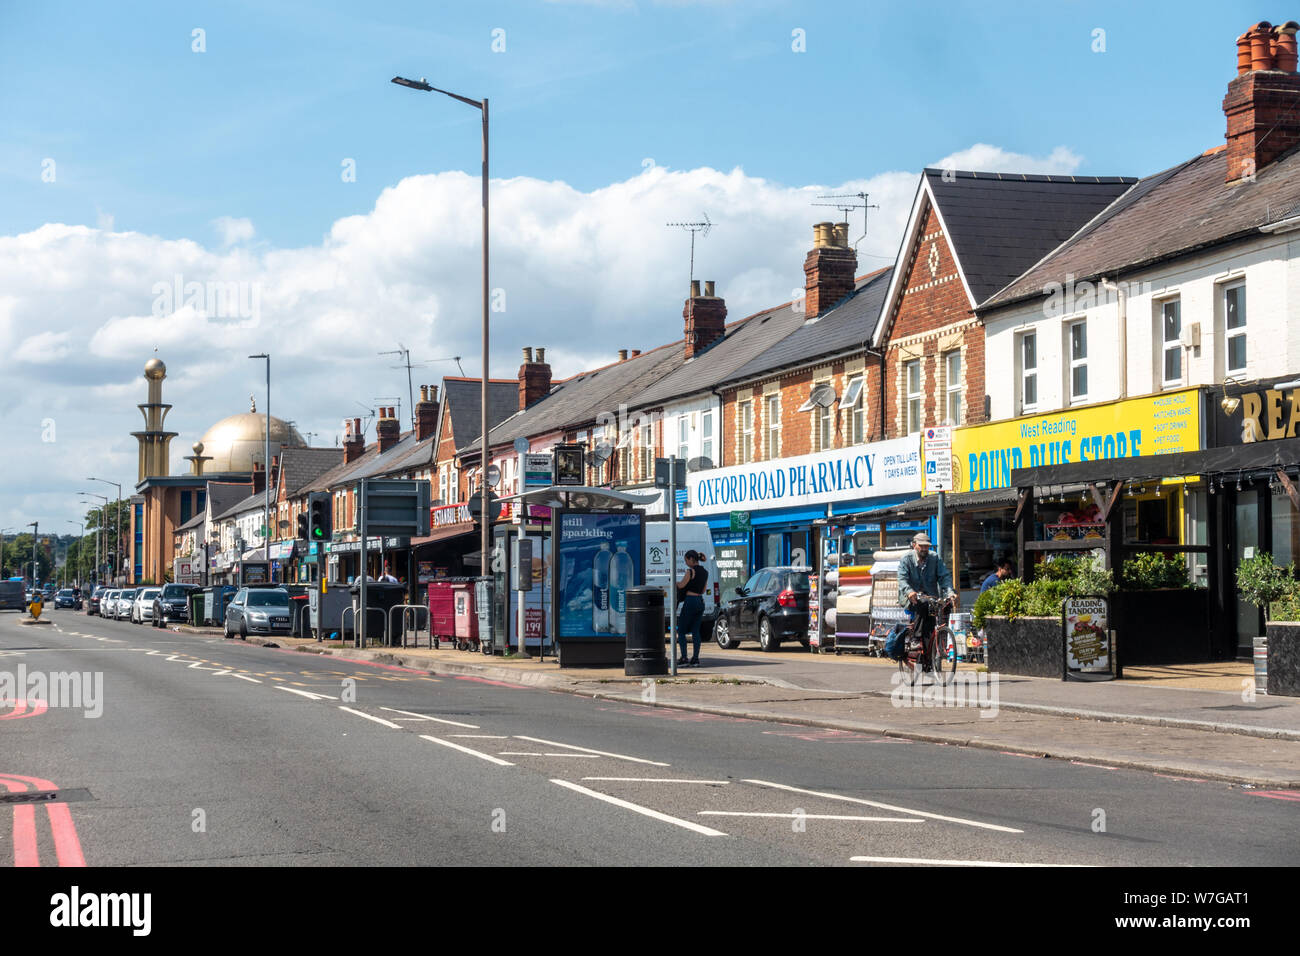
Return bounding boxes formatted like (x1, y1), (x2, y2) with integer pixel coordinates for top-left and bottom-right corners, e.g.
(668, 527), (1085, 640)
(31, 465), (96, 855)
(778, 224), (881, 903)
(971, 559), (1113, 627)
(1237, 552), (1295, 622)
(1119, 552), (1190, 590)
(1271, 580), (1300, 622)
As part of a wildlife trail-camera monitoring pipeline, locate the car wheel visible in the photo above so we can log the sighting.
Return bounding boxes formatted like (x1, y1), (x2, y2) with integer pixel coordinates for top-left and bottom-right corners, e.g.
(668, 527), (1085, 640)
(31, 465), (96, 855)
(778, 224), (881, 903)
(799, 638), (811, 651)
(239, 622), (248, 641)
(714, 616), (738, 650)
(759, 616), (779, 652)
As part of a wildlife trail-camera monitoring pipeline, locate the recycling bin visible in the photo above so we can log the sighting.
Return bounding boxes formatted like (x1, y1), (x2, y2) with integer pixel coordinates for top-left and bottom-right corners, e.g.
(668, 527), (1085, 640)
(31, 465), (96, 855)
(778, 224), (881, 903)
(348, 581), (406, 645)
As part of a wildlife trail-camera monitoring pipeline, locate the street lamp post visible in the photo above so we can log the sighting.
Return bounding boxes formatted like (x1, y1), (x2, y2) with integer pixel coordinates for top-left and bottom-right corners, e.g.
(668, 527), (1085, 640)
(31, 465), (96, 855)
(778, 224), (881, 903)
(88, 477), (122, 584)
(67, 519), (85, 588)
(249, 354), (271, 575)
(80, 492), (109, 585)
(28, 521), (38, 587)
(390, 74), (491, 618)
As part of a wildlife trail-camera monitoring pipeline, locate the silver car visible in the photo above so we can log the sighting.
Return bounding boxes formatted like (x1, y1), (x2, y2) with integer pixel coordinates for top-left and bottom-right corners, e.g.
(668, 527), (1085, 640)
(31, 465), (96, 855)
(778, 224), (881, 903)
(102, 589), (120, 618)
(113, 588), (137, 621)
(131, 588), (162, 624)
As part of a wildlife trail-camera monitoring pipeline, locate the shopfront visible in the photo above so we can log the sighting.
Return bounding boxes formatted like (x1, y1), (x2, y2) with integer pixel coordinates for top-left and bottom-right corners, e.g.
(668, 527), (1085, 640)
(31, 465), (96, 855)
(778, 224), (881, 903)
(684, 438), (923, 578)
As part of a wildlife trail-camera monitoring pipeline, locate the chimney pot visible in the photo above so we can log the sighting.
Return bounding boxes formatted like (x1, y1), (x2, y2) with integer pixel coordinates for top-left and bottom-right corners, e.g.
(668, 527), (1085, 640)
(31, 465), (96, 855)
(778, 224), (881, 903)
(813, 222), (833, 248)
(1251, 21), (1276, 71)
(631, 349), (641, 357)
(804, 220), (859, 317)
(618, 349), (628, 361)
(690, 279), (701, 297)
(518, 346), (552, 410)
(536, 347), (545, 363)
(522, 347), (533, 363)
(833, 222), (850, 247)
(703, 280), (715, 297)
(1276, 22), (1300, 72)
(1238, 32), (1253, 74)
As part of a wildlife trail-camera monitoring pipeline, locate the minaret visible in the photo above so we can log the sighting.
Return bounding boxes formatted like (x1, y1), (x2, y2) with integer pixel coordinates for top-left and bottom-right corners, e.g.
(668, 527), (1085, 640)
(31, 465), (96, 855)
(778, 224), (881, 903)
(184, 441), (213, 477)
(131, 357), (179, 481)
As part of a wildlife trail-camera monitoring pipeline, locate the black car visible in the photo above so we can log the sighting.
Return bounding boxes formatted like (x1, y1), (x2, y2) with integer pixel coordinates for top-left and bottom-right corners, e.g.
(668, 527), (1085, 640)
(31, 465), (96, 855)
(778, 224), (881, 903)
(224, 587), (291, 639)
(54, 589), (79, 609)
(713, 566), (812, 652)
(87, 587), (106, 615)
(153, 583), (199, 627)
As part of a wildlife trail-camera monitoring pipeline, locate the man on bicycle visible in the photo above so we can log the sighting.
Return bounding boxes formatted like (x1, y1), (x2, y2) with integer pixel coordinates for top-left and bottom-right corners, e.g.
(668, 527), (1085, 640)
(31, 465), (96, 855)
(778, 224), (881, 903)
(897, 533), (957, 668)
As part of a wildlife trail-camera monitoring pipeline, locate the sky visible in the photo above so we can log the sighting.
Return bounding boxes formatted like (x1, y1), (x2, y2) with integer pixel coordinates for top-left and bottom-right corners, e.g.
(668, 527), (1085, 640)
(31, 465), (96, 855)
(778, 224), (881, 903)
(0, 0), (1266, 536)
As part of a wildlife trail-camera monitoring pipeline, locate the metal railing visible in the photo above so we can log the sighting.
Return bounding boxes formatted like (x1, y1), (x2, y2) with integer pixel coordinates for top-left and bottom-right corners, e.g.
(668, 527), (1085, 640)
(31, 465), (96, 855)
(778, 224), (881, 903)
(389, 604), (430, 649)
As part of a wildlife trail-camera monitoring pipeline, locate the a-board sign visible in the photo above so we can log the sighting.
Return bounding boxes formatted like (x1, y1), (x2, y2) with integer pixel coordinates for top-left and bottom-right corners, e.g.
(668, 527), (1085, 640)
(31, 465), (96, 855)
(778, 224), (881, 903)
(1062, 595), (1115, 681)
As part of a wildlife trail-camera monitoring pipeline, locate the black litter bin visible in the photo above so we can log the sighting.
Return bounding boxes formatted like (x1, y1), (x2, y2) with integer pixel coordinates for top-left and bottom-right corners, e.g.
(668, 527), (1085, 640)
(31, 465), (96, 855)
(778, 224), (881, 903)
(624, 586), (668, 677)
(347, 582), (407, 645)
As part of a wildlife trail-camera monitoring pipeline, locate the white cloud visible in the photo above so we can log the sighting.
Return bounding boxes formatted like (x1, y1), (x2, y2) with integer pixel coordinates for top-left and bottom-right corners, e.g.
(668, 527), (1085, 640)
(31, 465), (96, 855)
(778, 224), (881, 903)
(212, 216), (256, 247)
(931, 144), (1084, 176)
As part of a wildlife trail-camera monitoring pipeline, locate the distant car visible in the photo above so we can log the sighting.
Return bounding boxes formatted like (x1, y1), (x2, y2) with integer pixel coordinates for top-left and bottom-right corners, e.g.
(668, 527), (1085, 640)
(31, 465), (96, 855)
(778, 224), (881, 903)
(87, 587), (106, 615)
(153, 583), (198, 627)
(55, 589), (78, 609)
(113, 588), (138, 621)
(712, 566), (813, 652)
(131, 588), (162, 624)
(224, 587), (291, 640)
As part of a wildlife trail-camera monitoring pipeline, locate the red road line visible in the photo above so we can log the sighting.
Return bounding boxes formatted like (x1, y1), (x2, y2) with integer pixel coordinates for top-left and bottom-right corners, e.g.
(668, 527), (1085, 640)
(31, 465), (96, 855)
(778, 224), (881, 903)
(0, 777), (39, 867)
(0, 773), (86, 867)
(1250, 790), (1300, 801)
(0, 699), (48, 720)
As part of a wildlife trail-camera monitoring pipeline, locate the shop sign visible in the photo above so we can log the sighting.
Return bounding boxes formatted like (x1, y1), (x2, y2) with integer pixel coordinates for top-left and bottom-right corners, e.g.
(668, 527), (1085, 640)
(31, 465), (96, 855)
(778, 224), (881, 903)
(432, 502), (472, 527)
(729, 511), (751, 532)
(521, 452), (552, 488)
(1215, 377), (1300, 445)
(1062, 595), (1114, 681)
(955, 389), (1200, 493)
(922, 426), (953, 493)
(685, 436), (920, 516)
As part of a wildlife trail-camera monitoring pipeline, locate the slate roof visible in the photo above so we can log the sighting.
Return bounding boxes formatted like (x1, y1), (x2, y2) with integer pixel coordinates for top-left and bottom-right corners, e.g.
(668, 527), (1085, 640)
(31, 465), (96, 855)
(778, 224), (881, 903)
(176, 513), (205, 532)
(923, 169), (1138, 305)
(443, 378), (520, 453)
(213, 489), (268, 520)
(277, 447), (342, 496)
(721, 268), (893, 386)
(981, 146), (1300, 310)
(205, 481), (253, 520)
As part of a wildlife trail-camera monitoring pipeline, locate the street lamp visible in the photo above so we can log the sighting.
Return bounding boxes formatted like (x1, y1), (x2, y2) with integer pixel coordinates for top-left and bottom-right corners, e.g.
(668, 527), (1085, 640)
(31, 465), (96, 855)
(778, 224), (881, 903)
(87, 477), (122, 583)
(80, 492), (108, 585)
(391, 74), (491, 607)
(67, 519), (85, 588)
(28, 521), (38, 586)
(249, 353), (271, 573)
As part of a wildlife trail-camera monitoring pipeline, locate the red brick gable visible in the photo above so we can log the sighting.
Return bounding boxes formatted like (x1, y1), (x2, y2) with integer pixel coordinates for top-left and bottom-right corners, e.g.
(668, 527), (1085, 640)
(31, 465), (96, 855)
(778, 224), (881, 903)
(881, 201), (973, 343)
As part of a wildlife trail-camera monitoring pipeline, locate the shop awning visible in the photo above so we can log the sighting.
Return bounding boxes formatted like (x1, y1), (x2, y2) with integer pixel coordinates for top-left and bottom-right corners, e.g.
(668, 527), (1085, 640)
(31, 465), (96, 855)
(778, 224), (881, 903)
(1010, 435), (1300, 488)
(841, 487), (1020, 522)
(411, 523), (478, 547)
(501, 485), (661, 509)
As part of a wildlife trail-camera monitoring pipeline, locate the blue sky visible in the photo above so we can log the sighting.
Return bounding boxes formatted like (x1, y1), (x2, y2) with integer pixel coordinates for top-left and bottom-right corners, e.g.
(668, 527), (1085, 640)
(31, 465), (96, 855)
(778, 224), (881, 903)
(2, 0), (1262, 247)
(0, 0), (1269, 536)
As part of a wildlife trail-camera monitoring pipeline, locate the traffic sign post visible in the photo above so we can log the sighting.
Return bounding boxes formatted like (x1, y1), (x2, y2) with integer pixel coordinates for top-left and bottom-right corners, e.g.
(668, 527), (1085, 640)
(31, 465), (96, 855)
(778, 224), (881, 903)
(656, 457), (688, 676)
(922, 426), (953, 561)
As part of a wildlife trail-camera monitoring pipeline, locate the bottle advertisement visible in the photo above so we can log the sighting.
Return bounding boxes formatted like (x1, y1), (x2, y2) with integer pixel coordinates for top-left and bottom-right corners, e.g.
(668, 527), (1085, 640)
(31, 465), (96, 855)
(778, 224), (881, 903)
(557, 511), (644, 639)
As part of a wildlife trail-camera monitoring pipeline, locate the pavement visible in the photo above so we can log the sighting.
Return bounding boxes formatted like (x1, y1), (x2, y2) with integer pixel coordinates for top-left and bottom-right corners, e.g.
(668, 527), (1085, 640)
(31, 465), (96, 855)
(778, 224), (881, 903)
(164, 621), (1300, 788)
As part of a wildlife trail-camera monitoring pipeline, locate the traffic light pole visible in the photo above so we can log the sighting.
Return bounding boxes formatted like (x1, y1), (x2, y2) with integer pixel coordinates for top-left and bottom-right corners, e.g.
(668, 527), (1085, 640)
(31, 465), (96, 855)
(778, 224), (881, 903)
(357, 479), (368, 649)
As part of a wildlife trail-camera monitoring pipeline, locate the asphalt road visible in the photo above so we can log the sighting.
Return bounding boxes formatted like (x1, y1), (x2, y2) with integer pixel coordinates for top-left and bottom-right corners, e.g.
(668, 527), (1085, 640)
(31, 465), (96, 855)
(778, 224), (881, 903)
(1, 607), (1296, 866)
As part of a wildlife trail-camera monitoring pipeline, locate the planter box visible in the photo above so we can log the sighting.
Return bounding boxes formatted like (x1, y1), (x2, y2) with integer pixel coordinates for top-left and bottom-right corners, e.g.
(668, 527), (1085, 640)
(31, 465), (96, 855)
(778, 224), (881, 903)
(1110, 588), (1211, 665)
(985, 615), (1061, 678)
(1266, 623), (1300, 697)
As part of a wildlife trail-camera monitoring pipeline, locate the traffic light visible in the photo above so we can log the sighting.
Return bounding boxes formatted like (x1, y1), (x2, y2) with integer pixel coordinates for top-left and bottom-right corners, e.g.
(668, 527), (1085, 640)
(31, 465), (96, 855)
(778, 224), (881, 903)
(296, 513), (308, 541)
(308, 492), (332, 543)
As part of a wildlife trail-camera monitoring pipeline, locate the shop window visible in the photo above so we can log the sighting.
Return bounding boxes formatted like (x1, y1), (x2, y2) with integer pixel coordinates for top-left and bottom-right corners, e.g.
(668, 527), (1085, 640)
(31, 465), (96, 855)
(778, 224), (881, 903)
(944, 351), (962, 425)
(1225, 282), (1247, 376)
(1067, 320), (1087, 403)
(843, 376), (865, 444)
(1160, 298), (1182, 386)
(1018, 332), (1037, 413)
(739, 401), (753, 464)
(765, 394), (781, 459)
(904, 360), (921, 434)
(1271, 487), (1300, 570)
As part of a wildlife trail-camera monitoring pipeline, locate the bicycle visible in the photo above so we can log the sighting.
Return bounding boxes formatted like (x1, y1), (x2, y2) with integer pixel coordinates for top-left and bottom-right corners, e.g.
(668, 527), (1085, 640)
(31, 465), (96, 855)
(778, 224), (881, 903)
(898, 594), (958, 684)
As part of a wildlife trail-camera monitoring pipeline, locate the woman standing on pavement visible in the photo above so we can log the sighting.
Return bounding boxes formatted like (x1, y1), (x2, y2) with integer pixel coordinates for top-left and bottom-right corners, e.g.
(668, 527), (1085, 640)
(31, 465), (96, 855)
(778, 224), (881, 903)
(675, 550), (709, 668)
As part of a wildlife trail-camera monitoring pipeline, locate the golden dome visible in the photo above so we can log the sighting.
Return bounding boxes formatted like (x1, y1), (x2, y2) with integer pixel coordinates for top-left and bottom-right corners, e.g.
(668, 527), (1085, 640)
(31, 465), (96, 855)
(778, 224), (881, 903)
(144, 358), (167, 380)
(198, 412), (305, 474)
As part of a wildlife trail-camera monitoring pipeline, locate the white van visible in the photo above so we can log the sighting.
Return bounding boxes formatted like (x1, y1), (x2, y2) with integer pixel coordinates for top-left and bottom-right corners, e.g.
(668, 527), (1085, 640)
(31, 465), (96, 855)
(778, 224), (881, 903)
(644, 521), (721, 636)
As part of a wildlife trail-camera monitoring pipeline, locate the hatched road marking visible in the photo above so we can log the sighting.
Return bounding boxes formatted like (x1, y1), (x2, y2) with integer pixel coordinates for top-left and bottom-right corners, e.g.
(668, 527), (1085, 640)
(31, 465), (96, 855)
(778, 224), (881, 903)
(514, 735), (669, 767)
(551, 780), (727, 837)
(743, 779), (1024, 833)
(420, 734), (514, 766)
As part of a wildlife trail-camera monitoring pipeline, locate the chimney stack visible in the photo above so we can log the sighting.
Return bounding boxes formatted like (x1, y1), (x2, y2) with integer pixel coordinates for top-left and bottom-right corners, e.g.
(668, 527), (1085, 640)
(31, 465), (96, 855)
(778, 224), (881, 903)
(518, 346), (552, 410)
(1224, 21), (1300, 183)
(415, 384), (440, 442)
(376, 406), (400, 452)
(804, 221), (857, 317)
(343, 417), (366, 464)
(683, 280), (727, 360)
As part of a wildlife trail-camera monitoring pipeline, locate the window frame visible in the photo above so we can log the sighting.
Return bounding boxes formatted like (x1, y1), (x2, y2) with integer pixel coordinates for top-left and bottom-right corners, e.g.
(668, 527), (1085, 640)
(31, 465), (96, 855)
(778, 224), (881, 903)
(1067, 319), (1088, 404)
(1160, 297), (1183, 387)
(1224, 281), (1247, 376)
(943, 350), (963, 425)
(903, 359), (922, 435)
(677, 415), (690, 463)
(739, 400), (754, 464)
(700, 410), (714, 466)
(1019, 331), (1038, 414)
(765, 394), (781, 459)
(639, 422), (653, 479)
(843, 375), (865, 444)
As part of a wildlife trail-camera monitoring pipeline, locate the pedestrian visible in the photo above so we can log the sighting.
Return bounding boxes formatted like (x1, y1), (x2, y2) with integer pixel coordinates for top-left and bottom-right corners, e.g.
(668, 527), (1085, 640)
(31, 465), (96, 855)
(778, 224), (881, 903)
(379, 562), (399, 584)
(675, 550), (709, 668)
(979, 557), (1014, 595)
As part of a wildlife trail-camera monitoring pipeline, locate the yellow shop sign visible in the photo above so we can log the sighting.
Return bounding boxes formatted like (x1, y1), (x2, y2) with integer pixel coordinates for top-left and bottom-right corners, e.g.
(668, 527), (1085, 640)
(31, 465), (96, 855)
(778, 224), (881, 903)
(947, 390), (1201, 493)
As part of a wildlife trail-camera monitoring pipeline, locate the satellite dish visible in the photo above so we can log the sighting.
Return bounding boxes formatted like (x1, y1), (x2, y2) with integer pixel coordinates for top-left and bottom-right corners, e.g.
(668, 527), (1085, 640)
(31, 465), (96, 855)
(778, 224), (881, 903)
(513, 437), (530, 454)
(687, 456), (714, 472)
(592, 441), (613, 463)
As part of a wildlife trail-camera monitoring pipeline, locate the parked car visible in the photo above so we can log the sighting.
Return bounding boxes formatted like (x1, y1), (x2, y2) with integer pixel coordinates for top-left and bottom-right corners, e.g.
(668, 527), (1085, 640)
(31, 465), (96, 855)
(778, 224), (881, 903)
(54, 589), (78, 609)
(113, 588), (138, 621)
(153, 583), (199, 627)
(224, 587), (291, 639)
(0, 580), (25, 611)
(87, 586), (106, 615)
(712, 566), (813, 652)
(131, 587), (162, 624)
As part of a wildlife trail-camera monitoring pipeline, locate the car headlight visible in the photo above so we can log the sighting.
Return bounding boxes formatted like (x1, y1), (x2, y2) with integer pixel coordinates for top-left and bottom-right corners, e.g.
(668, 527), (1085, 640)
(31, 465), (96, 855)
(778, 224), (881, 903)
(248, 611), (268, 621)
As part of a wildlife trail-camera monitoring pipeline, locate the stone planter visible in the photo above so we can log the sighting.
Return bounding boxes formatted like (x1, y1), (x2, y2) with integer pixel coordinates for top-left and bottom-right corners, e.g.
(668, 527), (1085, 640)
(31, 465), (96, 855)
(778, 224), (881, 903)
(985, 615), (1061, 678)
(1265, 622), (1300, 697)
(1109, 588), (1211, 665)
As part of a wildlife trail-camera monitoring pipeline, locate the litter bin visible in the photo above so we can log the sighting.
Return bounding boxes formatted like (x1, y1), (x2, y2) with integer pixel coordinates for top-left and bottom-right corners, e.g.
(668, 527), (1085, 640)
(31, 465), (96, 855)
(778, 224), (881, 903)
(189, 591), (204, 626)
(348, 581), (406, 645)
(624, 586), (668, 677)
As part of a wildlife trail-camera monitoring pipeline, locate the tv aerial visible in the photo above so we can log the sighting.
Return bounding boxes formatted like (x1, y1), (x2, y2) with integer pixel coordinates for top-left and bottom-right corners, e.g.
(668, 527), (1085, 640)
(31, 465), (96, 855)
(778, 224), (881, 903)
(666, 212), (713, 293)
(813, 191), (879, 249)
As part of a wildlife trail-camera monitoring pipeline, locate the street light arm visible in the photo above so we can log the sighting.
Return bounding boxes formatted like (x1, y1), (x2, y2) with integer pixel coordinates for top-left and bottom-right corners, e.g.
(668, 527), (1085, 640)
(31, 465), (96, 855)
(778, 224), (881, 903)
(390, 76), (482, 110)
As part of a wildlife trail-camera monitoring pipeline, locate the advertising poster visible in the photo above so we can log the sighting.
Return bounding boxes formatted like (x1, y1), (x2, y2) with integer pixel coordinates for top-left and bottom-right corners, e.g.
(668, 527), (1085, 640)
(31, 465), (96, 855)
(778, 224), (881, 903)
(710, 533), (750, 602)
(1063, 596), (1113, 679)
(510, 534), (552, 649)
(556, 511), (643, 639)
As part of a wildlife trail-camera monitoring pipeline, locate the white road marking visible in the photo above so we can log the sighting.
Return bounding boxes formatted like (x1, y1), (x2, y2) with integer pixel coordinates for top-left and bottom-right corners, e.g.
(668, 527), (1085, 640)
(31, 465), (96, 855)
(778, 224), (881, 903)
(551, 780), (727, 837)
(851, 856), (1085, 867)
(499, 752), (602, 758)
(380, 706), (478, 729)
(514, 735), (669, 767)
(701, 812), (923, 822)
(448, 734), (508, 739)
(420, 734), (514, 766)
(230, 674), (262, 683)
(582, 778), (731, 785)
(339, 706), (402, 729)
(743, 779), (1024, 833)
(277, 687), (337, 701)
